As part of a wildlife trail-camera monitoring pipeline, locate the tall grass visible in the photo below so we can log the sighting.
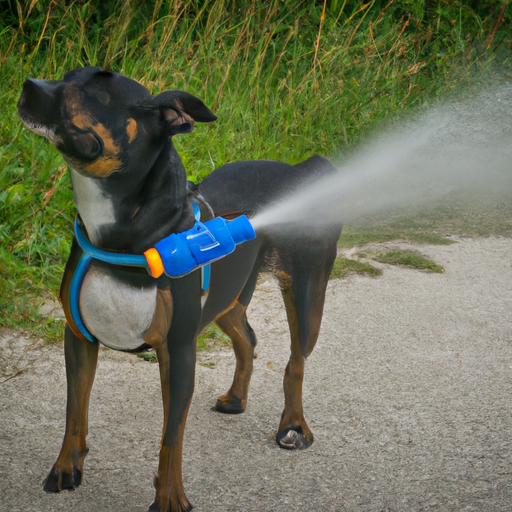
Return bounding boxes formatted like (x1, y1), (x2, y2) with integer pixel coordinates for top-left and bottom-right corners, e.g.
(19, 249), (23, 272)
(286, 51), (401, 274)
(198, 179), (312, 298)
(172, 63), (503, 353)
(0, 0), (510, 334)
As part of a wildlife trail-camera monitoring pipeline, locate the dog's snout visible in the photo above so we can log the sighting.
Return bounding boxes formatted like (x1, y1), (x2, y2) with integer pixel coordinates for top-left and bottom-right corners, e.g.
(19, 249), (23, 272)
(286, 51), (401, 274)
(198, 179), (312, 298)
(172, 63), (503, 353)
(18, 78), (61, 128)
(20, 78), (54, 103)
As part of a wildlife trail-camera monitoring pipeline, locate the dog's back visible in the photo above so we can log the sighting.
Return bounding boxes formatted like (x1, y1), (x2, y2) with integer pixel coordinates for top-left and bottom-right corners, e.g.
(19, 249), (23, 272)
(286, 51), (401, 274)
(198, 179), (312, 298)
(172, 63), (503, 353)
(199, 153), (342, 295)
(198, 155), (337, 217)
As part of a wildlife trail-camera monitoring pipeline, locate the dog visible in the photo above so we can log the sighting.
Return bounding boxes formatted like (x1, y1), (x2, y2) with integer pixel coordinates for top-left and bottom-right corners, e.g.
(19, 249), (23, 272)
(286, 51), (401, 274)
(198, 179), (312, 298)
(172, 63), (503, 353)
(17, 67), (342, 512)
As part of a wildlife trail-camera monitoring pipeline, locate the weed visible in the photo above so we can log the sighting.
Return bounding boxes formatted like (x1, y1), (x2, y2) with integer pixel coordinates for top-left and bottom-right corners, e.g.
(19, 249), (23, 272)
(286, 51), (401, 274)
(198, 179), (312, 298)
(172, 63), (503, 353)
(330, 257), (382, 280)
(197, 324), (231, 352)
(37, 317), (66, 345)
(361, 248), (444, 273)
(136, 351), (158, 363)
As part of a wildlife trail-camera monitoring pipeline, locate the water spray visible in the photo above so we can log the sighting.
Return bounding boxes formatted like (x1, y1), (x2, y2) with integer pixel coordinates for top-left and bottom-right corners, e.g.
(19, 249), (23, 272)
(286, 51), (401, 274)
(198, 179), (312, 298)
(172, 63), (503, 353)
(251, 83), (512, 233)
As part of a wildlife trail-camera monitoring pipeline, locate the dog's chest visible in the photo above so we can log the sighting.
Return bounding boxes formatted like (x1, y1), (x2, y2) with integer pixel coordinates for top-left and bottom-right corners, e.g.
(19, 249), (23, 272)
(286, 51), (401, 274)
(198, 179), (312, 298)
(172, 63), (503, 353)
(80, 266), (157, 350)
(69, 169), (116, 245)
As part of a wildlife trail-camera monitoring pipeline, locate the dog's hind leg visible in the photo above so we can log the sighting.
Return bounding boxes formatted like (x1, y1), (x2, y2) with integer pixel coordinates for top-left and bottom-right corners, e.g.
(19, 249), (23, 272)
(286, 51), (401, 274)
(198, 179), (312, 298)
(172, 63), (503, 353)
(212, 261), (260, 414)
(43, 325), (99, 492)
(214, 302), (257, 414)
(275, 241), (337, 450)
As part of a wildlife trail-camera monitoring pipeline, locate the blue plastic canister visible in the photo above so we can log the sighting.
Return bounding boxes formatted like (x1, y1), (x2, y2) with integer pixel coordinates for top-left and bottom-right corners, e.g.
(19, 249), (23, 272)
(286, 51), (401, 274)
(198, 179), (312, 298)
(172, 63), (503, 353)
(146, 215), (256, 278)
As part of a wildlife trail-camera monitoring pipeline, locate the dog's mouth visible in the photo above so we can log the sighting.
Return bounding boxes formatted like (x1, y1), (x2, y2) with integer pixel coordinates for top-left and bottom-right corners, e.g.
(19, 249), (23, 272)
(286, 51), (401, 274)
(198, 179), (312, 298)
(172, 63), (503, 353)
(20, 117), (55, 138)
(19, 114), (60, 143)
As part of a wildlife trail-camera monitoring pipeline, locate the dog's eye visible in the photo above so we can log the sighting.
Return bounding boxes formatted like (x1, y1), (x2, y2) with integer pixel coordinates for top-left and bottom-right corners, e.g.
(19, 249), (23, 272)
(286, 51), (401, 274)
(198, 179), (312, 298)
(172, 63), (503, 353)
(74, 133), (102, 159)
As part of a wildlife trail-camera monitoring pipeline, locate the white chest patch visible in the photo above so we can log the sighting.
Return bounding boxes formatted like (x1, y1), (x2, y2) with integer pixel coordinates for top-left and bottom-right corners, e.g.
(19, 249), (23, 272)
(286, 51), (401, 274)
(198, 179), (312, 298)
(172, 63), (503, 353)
(80, 267), (157, 350)
(70, 168), (116, 245)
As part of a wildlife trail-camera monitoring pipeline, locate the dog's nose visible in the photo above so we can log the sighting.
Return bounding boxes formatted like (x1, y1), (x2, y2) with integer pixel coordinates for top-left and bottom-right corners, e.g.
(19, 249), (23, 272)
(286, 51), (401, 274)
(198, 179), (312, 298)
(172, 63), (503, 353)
(18, 78), (61, 126)
(20, 78), (56, 100)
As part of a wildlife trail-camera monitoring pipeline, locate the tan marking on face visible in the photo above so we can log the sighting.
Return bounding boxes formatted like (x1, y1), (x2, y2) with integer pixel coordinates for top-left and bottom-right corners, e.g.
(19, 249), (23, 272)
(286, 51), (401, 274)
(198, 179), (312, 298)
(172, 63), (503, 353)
(62, 85), (122, 177)
(83, 122), (122, 177)
(72, 114), (91, 131)
(71, 115), (119, 175)
(126, 118), (138, 143)
(91, 122), (119, 154)
(83, 156), (122, 177)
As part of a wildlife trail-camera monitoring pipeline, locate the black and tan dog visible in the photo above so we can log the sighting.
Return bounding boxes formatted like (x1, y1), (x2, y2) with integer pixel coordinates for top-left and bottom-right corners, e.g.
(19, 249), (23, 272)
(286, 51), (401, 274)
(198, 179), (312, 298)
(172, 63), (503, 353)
(17, 67), (342, 512)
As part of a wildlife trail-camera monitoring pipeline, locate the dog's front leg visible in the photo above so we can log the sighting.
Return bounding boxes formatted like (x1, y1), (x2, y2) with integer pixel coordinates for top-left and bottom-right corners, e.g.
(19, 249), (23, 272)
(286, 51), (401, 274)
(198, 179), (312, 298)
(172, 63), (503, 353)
(44, 324), (98, 492)
(150, 339), (195, 512)
(149, 274), (201, 512)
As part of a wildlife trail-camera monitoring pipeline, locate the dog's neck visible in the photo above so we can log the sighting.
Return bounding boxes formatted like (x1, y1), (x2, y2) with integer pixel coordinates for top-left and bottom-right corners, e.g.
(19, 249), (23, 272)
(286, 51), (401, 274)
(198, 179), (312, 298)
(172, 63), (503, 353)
(70, 138), (194, 254)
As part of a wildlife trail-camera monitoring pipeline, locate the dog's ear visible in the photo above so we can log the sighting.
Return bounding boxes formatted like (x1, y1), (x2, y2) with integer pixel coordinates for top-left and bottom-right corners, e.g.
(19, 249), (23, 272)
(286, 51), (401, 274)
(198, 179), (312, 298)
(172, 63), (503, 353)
(154, 90), (217, 135)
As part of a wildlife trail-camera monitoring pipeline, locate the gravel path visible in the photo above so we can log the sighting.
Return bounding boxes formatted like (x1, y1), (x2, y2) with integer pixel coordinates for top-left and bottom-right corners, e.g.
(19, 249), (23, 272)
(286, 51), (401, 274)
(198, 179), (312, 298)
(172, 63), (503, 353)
(1, 238), (512, 512)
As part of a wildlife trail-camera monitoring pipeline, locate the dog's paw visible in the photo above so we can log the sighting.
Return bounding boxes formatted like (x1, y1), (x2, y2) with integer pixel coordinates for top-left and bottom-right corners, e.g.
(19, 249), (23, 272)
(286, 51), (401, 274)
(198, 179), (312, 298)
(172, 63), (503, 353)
(214, 393), (246, 414)
(147, 492), (193, 512)
(43, 466), (82, 492)
(276, 425), (313, 450)
(147, 502), (193, 512)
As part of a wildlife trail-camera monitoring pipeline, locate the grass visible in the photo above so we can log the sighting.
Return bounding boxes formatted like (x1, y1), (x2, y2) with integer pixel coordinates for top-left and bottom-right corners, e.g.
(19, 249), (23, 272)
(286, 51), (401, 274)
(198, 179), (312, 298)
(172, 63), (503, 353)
(196, 324), (231, 351)
(338, 194), (512, 247)
(136, 351), (158, 363)
(330, 257), (382, 279)
(359, 248), (444, 273)
(330, 246), (443, 280)
(0, 246), (65, 341)
(1, 1), (511, 340)
(338, 225), (453, 248)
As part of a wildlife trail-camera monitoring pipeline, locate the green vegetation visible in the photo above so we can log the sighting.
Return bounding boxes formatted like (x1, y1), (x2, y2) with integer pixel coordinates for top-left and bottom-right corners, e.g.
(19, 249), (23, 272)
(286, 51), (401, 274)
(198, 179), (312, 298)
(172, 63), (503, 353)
(359, 248), (444, 272)
(196, 324), (231, 351)
(339, 196), (512, 247)
(1, 1), (511, 339)
(330, 256), (382, 279)
(338, 224), (453, 248)
(136, 350), (158, 363)
(329, 246), (444, 280)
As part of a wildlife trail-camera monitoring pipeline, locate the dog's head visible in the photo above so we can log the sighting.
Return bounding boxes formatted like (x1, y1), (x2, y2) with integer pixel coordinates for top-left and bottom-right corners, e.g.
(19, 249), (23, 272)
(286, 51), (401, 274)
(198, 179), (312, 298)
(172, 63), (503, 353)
(17, 67), (217, 178)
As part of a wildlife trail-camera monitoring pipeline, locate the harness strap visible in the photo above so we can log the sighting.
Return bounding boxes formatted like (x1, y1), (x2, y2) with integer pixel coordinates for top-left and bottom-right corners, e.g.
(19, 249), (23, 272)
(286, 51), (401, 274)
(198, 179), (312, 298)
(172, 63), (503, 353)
(69, 253), (97, 343)
(73, 203), (211, 287)
(68, 198), (255, 344)
(70, 202), (212, 343)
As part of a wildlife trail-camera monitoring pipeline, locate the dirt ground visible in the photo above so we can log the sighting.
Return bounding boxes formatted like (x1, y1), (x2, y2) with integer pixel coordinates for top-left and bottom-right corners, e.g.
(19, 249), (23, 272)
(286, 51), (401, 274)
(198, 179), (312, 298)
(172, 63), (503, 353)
(1, 237), (512, 512)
